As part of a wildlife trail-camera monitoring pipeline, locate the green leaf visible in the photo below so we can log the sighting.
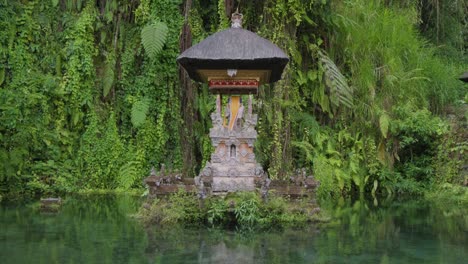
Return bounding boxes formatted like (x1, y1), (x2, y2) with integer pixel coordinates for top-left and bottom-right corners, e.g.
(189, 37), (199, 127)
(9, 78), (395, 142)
(379, 113), (390, 138)
(103, 60), (115, 97)
(352, 173), (360, 187)
(0, 67), (4, 85)
(292, 140), (314, 163)
(118, 161), (139, 189)
(307, 70), (317, 81)
(72, 110), (80, 126)
(131, 98), (150, 128)
(141, 21), (168, 59)
(51, 0), (59, 7)
(318, 51), (353, 109)
(372, 180), (378, 197)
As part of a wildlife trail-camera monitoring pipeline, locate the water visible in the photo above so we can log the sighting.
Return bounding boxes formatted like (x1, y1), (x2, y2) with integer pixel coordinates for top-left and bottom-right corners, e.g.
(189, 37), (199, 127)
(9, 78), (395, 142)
(0, 195), (466, 264)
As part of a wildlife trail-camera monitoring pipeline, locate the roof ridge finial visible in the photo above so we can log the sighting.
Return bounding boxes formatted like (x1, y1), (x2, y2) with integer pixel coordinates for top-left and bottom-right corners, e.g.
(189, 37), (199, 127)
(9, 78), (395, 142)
(231, 9), (243, 29)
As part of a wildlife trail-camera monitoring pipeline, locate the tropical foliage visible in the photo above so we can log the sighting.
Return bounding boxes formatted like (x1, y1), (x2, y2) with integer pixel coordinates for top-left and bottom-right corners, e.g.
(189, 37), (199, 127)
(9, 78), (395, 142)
(138, 190), (321, 229)
(0, 0), (466, 200)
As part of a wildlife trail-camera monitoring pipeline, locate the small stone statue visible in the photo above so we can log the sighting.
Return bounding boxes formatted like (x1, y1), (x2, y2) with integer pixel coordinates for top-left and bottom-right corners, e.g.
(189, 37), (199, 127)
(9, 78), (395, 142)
(290, 168), (320, 189)
(254, 164), (264, 177)
(291, 168), (306, 186)
(216, 94), (221, 115)
(260, 177), (271, 201)
(174, 174), (182, 182)
(155, 178), (162, 187)
(211, 112), (223, 127)
(200, 163), (212, 177)
(231, 9), (243, 28)
(150, 167), (157, 177)
(148, 166), (163, 187)
(195, 176), (207, 199)
(235, 101), (244, 130)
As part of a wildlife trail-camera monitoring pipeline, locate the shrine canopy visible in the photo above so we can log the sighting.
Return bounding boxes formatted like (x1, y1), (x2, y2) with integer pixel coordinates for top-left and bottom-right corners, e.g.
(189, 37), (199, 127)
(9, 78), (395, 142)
(177, 12), (289, 95)
(459, 72), (468, 83)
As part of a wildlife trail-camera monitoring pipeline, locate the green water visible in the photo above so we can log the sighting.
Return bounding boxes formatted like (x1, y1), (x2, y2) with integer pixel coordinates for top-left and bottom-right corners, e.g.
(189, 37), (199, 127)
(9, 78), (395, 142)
(0, 195), (466, 264)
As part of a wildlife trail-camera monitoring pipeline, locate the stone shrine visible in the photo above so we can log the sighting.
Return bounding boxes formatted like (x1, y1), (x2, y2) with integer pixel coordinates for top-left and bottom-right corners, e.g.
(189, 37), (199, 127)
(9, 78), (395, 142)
(177, 10), (289, 194)
(198, 95), (262, 192)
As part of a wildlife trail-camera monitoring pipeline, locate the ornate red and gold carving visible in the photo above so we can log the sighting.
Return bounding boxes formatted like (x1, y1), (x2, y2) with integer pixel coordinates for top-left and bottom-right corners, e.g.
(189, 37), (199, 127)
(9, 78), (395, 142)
(208, 79), (259, 88)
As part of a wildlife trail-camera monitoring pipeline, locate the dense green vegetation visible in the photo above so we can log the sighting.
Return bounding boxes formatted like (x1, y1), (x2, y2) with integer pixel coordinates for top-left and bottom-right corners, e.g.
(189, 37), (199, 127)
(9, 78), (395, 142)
(0, 0), (466, 200)
(138, 190), (326, 229)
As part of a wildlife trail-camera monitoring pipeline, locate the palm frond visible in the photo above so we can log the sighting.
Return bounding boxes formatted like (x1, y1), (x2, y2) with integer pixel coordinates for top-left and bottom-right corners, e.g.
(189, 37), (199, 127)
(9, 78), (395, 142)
(318, 51), (354, 109)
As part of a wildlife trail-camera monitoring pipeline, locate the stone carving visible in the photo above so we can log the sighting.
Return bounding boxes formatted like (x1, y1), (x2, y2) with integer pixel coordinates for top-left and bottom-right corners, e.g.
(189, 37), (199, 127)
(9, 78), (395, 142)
(146, 165), (184, 190)
(216, 94), (221, 115)
(240, 148), (248, 157)
(217, 146), (226, 158)
(260, 178), (271, 201)
(196, 107), (264, 193)
(251, 165), (270, 201)
(200, 163), (212, 177)
(234, 102), (244, 130)
(244, 114), (257, 134)
(247, 153), (256, 162)
(254, 165), (264, 177)
(194, 176), (207, 199)
(211, 112), (223, 128)
(150, 167), (157, 177)
(211, 153), (222, 163)
(289, 168), (320, 189)
(228, 168), (239, 177)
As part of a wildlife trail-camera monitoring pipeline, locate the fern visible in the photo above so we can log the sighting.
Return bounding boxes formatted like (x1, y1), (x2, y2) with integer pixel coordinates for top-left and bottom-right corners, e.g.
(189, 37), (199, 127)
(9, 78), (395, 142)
(131, 98), (150, 128)
(118, 161), (139, 190)
(292, 140), (315, 164)
(141, 21), (168, 59)
(291, 110), (320, 136)
(318, 51), (353, 109)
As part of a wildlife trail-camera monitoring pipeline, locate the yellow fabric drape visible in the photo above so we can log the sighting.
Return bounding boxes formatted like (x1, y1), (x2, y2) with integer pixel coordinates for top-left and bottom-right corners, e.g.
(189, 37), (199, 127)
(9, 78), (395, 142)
(228, 96), (240, 130)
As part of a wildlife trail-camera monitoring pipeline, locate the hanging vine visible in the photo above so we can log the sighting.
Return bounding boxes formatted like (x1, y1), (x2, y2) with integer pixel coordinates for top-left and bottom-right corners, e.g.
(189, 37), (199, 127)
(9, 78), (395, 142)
(0, 0), (464, 199)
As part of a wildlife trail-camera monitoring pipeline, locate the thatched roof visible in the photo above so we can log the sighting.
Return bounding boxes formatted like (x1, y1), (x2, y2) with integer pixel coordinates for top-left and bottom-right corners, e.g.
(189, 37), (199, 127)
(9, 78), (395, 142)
(459, 72), (468, 83)
(177, 28), (289, 83)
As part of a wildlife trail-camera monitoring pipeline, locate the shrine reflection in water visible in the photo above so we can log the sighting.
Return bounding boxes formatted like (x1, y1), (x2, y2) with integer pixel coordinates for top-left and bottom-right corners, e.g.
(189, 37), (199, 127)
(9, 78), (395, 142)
(0, 195), (466, 264)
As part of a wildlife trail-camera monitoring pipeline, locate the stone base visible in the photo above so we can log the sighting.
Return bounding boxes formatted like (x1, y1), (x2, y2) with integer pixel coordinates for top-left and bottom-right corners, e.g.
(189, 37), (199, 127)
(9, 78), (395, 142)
(212, 176), (256, 192)
(195, 112), (267, 195)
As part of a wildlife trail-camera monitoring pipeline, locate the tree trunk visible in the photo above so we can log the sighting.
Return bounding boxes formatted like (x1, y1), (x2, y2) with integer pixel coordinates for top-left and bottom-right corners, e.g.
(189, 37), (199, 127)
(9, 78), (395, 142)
(179, 0), (196, 177)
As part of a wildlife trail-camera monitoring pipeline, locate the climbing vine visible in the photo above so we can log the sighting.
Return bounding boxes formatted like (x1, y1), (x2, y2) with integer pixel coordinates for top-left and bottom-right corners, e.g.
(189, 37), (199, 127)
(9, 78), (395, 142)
(0, 0), (465, 200)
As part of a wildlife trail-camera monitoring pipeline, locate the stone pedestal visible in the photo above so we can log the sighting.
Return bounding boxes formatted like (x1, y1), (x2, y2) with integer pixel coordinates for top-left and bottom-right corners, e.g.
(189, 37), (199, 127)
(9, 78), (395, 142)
(196, 112), (265, 193)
